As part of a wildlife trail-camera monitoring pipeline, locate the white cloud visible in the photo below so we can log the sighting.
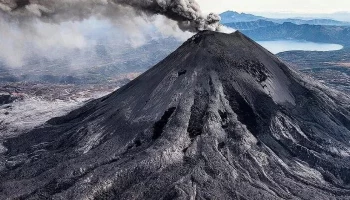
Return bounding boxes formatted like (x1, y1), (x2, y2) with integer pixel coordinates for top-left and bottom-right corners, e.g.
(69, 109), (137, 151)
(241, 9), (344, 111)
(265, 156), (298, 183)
(0, 18), (88, 67)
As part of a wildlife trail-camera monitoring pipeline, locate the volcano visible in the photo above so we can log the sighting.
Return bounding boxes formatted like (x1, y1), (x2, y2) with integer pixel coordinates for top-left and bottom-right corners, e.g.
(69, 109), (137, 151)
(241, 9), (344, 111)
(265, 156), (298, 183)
(1, 31), (350, 200)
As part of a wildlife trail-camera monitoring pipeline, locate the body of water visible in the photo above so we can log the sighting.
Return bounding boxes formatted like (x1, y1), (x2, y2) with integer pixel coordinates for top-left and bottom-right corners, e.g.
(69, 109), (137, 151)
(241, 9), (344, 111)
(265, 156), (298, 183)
(257, 40), (343, 54)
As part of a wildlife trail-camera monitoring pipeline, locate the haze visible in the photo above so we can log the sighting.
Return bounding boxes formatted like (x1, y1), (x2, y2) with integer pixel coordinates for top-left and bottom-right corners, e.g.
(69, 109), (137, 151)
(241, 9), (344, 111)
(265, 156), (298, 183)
(197, 0), (350, 14)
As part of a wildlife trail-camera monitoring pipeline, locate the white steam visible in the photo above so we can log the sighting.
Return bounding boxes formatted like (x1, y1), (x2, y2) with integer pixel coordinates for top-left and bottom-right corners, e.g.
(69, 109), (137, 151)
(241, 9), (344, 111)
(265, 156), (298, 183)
(0, 16), (88, 67)
(0, 0), (226, 68)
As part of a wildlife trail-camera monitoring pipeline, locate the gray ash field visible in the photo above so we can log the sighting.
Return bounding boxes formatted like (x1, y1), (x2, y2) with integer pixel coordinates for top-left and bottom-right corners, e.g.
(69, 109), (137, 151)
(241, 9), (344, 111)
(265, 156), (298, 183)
(0, 83), (119, 140)
(1, 31), (350, 199)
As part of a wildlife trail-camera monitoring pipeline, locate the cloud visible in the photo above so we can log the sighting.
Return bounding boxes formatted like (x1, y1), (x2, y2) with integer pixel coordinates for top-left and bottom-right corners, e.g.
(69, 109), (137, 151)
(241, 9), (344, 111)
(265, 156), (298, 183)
(0, 0), (224, 69)
(0, 16), (88, 67)
(0, 0), (221, 32)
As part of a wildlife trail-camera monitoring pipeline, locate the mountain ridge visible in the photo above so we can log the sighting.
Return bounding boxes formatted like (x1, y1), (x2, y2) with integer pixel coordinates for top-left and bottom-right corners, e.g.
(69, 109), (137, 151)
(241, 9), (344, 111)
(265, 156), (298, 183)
(220, 10), (350, 26)
(243, 22), (350, 46)
(220, 11), (350, 47)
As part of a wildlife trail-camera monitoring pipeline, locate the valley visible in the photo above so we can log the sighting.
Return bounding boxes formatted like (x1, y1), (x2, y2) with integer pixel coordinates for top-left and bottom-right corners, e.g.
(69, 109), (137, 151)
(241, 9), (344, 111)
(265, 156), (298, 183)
(278, 48), (350, 94)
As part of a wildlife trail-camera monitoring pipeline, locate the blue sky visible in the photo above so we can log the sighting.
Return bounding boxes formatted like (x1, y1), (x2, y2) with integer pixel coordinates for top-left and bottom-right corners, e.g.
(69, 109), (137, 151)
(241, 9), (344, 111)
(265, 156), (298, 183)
(197, 0), (350, 14)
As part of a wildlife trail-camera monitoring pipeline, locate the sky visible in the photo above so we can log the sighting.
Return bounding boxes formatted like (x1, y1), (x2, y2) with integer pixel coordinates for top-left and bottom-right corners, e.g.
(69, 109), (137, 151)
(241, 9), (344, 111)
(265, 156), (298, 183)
(196, 0), (350, 14)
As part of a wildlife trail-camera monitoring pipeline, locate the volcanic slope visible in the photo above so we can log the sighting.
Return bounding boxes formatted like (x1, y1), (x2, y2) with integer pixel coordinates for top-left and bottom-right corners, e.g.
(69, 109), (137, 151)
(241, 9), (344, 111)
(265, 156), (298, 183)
(1, 31), (350, 200)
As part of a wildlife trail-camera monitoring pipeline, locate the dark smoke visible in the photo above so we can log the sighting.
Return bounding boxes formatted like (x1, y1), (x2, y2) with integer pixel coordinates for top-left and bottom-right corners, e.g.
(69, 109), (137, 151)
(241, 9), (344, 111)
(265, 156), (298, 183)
(0, 0), (222, 32)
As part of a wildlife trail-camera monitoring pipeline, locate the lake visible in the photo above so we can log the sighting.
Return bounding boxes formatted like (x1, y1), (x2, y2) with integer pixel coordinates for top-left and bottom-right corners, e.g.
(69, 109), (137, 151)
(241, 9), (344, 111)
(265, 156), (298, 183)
(257, 40), (343, 54)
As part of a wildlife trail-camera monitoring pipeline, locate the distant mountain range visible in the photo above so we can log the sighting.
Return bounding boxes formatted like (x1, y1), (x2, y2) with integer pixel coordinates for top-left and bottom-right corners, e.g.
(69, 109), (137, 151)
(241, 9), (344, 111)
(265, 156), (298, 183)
(220, 11), (350, 26)
(253, 11), (350, 23)
(220, 11), (265, 23)
(243, 22), (350, 46)
(221, 11), (350, 46)
(223, 20), (277, 31)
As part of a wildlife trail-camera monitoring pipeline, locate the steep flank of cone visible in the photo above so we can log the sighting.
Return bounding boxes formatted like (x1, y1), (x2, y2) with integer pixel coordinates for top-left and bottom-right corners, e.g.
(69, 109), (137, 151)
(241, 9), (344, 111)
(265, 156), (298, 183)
(1, 31), (350, 200)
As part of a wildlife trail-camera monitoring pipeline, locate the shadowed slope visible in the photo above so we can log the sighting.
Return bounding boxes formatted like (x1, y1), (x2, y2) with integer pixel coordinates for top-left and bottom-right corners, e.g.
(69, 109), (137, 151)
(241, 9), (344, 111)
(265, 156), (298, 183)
(1, 31), (350, 200)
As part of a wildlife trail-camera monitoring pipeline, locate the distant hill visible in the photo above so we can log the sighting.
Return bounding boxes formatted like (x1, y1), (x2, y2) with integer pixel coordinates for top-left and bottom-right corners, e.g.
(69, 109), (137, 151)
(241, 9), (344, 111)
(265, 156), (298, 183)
(220, 11), (350, 46)
(223, 20), (277, 30)
(253, 12), (350, 23)
(220, 11), (350, 26)
(220, 11), (265, 23)
(274, 18), (350, 26)
(242, 22), (350, 46)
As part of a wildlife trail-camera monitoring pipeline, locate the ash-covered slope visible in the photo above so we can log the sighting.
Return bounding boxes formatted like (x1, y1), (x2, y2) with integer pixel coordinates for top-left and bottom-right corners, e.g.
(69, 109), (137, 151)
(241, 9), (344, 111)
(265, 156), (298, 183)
(1, 31), (350, 200)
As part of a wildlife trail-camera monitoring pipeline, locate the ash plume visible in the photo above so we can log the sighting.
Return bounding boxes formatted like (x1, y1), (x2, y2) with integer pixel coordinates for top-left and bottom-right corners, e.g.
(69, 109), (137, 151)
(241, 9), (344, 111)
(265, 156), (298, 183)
(0, 0), (222, 32)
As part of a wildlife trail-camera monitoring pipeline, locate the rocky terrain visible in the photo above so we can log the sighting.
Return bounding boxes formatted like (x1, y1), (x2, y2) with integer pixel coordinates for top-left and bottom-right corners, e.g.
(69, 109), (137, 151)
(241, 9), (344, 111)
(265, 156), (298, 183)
(0, 92), (15, 106)
(0, 83), (119, 139)
(0, 33), (179, 147)
(1, 31), (350, 199)
(278, 49), (350, 94)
